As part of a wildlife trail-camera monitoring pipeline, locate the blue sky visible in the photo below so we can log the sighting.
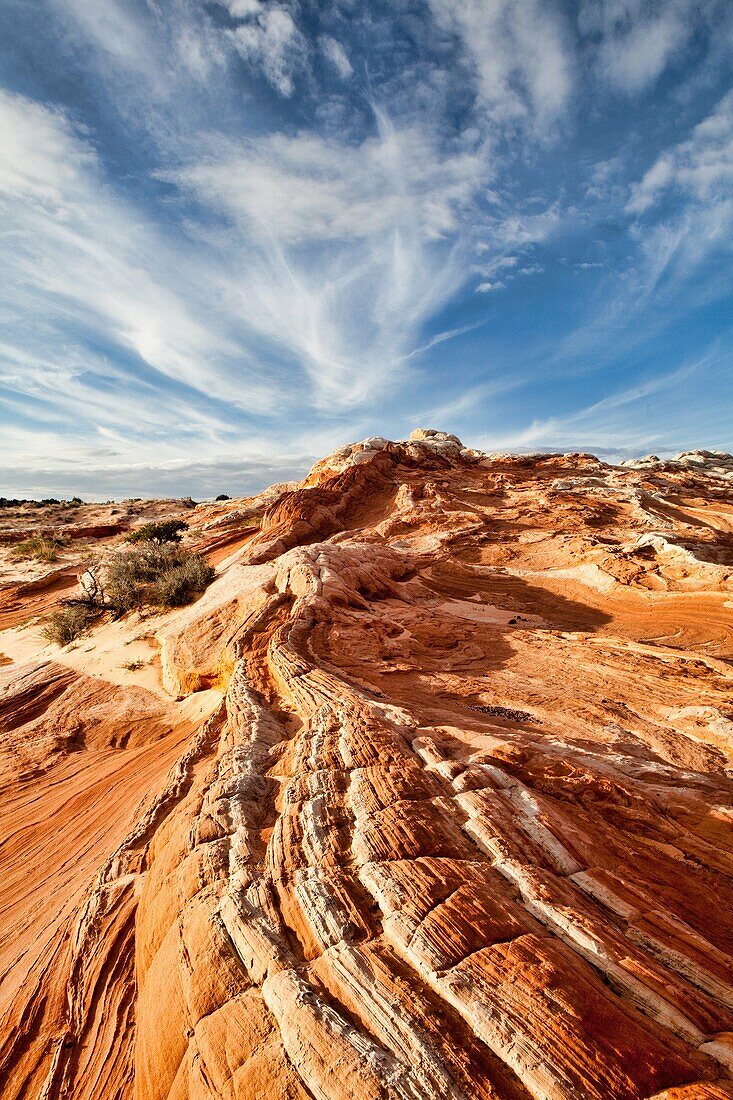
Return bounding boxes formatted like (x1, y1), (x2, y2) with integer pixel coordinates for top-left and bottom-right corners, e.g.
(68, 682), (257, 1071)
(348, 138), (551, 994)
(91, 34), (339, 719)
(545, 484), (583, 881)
(1, 0), (732, 498)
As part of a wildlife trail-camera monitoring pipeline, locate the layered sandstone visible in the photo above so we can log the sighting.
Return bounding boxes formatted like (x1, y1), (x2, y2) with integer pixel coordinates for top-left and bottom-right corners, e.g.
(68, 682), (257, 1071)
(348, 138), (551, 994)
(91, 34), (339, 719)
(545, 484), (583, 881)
(1, 432), (733, 1100)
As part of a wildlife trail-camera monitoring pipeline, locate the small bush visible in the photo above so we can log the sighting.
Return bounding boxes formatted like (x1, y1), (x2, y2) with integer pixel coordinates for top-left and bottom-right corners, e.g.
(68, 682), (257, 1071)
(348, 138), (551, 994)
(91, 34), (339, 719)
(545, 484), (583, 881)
(106, 544), (213, 615)
(42, 605), (97, 645)
(215, 493), (230, 501)
(106, 546), (169, 614)
(127, 519), (188, 545)
(10, 537), (61, 562)
(151, 554), (215, 607)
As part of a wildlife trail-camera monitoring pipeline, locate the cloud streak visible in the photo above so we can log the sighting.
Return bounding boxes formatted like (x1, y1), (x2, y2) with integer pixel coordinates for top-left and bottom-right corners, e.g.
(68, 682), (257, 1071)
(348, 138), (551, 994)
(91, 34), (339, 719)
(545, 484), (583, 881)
(226, 1), (308, 97)
(165, 114), (488, 407)
(428, 0), (573, 130)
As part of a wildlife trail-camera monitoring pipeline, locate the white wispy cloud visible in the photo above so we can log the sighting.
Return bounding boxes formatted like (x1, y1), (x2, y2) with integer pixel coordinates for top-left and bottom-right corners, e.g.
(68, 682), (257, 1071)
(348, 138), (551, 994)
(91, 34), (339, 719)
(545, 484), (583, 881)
(578, 0), (733, 102)
(620, 91), (733, 312)
(1, 96), (190, 382)
(166, 114), (487, 407)
(397, 321), (488, 362)
(320, 35), (352, 80)
(174, 123), (484, 244)
(627, 89), (733, 214)
(47, 0), (227, 111)
(579, 0), (695, 93)
(475, 349), (732, 458)
(0, 90), (280, 441)
(473, 205), (559, 291)
(0, 97), (89, 204)
(226, 1), (308, 96)
(428, 0), (573, 130)
(546, 90), (733, 370)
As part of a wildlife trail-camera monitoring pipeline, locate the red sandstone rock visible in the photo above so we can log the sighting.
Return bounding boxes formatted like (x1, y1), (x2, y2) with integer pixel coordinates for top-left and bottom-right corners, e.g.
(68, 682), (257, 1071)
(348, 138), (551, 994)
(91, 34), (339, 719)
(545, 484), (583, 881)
(1, 437), (733, 1099)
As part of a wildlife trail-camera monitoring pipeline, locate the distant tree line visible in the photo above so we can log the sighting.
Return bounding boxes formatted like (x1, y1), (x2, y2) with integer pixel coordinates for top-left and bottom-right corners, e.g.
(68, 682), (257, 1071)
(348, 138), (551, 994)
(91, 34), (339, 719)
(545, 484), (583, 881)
(0, 497), (84, 508)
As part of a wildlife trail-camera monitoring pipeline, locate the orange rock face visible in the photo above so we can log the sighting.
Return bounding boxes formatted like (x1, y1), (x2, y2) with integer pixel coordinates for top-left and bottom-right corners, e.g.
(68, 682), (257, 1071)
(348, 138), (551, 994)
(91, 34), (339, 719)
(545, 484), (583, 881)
(1, 436), (733, 1100)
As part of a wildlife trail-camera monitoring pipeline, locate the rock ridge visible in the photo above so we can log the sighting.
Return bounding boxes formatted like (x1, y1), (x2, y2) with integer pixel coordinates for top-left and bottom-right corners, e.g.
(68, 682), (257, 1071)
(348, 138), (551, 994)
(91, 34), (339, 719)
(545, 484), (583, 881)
(1, 436), (733, 1099)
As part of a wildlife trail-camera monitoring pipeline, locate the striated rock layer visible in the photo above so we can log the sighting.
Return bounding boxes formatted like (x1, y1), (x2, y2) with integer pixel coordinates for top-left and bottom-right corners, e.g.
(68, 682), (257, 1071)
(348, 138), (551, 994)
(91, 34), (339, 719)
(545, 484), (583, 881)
(1, 432), (733, 1100)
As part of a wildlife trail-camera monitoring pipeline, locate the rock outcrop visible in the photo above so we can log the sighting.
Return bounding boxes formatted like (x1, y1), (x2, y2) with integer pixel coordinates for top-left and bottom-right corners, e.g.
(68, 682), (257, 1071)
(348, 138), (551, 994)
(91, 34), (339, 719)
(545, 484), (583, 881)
(1, 436), (733, 1100)
(622, 450), (733, 481)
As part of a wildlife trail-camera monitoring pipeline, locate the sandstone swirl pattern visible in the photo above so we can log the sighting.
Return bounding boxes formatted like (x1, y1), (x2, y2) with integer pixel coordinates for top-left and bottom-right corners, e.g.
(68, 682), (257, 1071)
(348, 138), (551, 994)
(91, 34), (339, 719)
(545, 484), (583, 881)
(1, 434), (733, 1100)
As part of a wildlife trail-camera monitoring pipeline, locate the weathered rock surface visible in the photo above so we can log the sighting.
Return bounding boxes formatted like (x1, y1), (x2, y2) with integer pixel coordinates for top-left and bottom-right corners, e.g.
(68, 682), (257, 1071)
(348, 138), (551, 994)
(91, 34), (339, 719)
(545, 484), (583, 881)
(1, 437), (733, 1100)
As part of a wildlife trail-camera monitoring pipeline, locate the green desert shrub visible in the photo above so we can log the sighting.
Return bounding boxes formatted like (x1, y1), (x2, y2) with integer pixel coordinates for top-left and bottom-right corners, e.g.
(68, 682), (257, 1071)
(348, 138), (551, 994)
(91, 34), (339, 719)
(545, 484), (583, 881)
(127, 519), (188, 545)
(10, 537), (62, 562)
(42, 604), (97, 645)
(105, 554), (148, 614)
(106, 545), (172, 613)
(151, 554), (215, 607)
(106, 544), (213, 615)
